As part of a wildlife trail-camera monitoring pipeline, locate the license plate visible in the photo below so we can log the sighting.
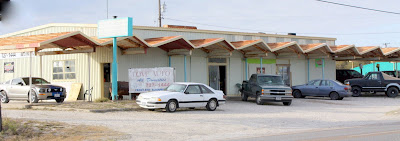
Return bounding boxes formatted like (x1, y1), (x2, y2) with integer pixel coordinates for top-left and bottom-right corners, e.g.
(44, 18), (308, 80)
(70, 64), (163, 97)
(54, 94), (60, 97)
(276, 97), (281, 100)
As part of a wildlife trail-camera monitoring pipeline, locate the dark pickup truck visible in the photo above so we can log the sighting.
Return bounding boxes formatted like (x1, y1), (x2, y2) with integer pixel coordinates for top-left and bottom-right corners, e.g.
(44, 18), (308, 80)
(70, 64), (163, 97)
(240, 74), (293, 106)
(344, 71), (400, 97)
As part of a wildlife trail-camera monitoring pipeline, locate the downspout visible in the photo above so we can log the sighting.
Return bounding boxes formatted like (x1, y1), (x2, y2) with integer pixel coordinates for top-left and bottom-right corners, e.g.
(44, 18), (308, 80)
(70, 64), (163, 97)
(260, 57), (263, 74)
(168, 56), (171, 67)
(184, 55), (187, 82)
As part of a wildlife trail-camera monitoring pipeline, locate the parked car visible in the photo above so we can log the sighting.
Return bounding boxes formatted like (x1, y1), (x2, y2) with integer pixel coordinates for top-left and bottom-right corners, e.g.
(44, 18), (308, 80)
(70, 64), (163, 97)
(382, 71), (400, 78)
(136, 82), (226, 112)
(336, 69), (363, 83)
(345, 71), (400, 97)
(240, 74), (293, 106)
(0, 77), (66, 103)
(291, 79), (351, 100)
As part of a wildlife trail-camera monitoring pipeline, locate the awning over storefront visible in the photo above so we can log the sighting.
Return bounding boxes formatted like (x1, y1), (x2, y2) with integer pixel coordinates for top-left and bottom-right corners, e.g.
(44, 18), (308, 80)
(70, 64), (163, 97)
(190, 38), (235, 57)
(382, 47), (400, 58)
(231, 39), (270, 58)
(330, 45), (358, 60)
(144, 36), (195, 56)
(0, 31), (98, 55)
(300, 43), (333, 56)
(267, 41), (303, 56)
(93, 34), (150, 55)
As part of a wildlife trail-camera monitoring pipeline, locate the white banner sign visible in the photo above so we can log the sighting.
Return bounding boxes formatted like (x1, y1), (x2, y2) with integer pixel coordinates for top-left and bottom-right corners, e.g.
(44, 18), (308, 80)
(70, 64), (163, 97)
(98, 17), (133, 38)
(0, 52), (35, 60)
(129, 67), (175, 93)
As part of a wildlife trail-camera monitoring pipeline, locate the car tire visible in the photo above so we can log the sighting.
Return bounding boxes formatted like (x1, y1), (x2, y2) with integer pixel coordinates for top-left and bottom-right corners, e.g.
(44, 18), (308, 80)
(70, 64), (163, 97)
(1, 91), (10, 103)
(29, 90), (39, 103)
(283, 101), (291, 106)
(386, 87), (399, 98)
(351, 86), (362, 97)
(166, 100), (178, 113)
(338, 97), (344, 100)
(293, 90), (303, 98)
(55, 98), (64, 103)
(256, 93), (263, 105)
(206, 99), (218, 111)
(241, 91), (248, 101)
(329, 92), (340, 100)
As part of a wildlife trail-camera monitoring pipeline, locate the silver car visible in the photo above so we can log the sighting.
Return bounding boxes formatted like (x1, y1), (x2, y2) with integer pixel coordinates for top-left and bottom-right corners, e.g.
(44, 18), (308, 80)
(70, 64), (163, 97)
(0, 77), (66, 103)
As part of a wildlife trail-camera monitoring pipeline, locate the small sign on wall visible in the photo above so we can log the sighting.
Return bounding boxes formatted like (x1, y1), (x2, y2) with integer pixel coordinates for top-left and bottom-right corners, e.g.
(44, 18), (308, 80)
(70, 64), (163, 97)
(315, 59), (324, 68)
(256, 67), (265, 74)
(4, 62), (14, 73)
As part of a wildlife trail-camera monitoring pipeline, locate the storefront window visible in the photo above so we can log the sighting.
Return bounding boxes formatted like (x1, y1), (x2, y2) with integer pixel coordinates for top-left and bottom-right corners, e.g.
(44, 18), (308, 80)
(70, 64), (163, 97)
(53, 60), (76, 80)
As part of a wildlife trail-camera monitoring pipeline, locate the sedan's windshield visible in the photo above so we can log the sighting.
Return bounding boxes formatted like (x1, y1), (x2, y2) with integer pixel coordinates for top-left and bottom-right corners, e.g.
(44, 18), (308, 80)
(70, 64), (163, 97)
(258, 76), (284, 85)
(165, 84), (187, 92)
(22, 78), (50, 85)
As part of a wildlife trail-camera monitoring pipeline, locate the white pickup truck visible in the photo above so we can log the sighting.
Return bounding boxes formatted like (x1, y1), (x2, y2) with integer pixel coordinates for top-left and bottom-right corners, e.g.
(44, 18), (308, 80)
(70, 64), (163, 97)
(0, 77), (66, 103)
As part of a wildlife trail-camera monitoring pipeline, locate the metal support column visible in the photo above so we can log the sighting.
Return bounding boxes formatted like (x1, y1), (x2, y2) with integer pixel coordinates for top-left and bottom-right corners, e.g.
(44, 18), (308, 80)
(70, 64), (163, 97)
(184, 55), (187, 82)
(168, 56), (171, 67)
(373, 62), (376, 71)
(322, 58), (325, 80)
(29, 52), (33, 104)
(245, 58), (248, 80)
(260, 57), (263, 74)
(112, 37), (118, 101)
(307, 58), (310, 82)
(88, 53), (91, 102)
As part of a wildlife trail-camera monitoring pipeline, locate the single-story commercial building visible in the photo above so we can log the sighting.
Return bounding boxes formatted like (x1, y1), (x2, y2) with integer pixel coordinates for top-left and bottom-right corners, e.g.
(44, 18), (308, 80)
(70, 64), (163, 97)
(1, 23), (398, 100)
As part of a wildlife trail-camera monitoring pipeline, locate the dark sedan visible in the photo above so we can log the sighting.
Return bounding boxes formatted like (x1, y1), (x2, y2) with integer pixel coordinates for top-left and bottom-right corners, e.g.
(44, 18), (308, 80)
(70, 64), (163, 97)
(292, 79), (352, 100)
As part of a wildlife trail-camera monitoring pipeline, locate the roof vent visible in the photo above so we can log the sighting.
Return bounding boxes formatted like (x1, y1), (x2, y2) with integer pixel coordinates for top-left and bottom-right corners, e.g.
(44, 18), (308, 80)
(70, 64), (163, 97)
(288, 33), (296, 36)
(163, 25), (197, 30)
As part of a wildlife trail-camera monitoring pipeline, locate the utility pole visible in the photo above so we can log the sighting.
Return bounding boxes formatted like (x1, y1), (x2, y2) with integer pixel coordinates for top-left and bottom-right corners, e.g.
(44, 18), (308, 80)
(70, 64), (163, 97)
(106, 0), (109, 19)
(158, 0), (161, 27)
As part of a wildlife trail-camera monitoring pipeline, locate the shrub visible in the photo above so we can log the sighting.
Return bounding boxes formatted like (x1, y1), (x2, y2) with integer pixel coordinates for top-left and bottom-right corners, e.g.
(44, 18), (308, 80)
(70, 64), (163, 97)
(94, 97), (110, 103)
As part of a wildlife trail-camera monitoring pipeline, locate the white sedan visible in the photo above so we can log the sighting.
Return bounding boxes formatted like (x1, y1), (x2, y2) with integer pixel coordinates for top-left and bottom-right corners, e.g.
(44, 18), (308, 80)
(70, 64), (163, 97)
(136, 82), (226, 112)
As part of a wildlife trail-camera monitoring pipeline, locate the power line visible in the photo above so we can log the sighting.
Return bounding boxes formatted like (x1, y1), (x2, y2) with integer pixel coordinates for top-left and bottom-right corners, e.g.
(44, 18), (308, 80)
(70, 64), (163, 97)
(316, 0), (400, 15)
(164, 17), (400, 36)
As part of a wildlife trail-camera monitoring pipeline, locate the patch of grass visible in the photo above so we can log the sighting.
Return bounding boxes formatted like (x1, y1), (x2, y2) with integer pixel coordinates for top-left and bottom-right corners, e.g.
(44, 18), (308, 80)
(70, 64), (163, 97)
(38, 100), (139, 110)
(94, 97), (110, 103)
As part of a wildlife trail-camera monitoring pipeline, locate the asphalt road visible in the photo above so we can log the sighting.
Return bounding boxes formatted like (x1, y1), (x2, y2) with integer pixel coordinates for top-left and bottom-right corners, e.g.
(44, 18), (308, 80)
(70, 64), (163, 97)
(234, 122), (400, 141)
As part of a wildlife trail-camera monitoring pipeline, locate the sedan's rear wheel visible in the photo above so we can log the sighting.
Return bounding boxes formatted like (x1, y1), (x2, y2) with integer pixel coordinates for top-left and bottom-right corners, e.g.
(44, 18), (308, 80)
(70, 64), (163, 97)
(386, 87), (399, 98)
(206, 99), (218, 111)
(329, 92), (340, 100)
(166, 100), (177, 112)
(1, 91), (9, 103)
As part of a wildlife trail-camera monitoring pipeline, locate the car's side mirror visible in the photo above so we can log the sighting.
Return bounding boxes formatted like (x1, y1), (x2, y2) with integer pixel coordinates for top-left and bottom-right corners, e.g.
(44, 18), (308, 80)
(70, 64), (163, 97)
(18, 82), (24, 86)
(184, 91), (189, 94)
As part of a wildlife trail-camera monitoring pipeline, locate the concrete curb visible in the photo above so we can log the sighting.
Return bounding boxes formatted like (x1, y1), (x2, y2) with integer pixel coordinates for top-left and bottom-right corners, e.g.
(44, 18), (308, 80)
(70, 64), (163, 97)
(27, 105), (140, 113)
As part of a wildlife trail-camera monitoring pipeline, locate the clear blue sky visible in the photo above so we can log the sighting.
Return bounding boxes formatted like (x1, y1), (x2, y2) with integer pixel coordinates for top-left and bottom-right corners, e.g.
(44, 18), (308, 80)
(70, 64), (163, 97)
(1, 0), (400, 47)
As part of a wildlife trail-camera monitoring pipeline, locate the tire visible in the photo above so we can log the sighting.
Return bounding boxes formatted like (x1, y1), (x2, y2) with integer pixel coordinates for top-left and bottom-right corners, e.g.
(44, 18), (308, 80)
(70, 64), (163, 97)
(338, 97), (344, 100)
(55, 98), (64, 103)
(352, 86), (362, 97)
(386, 87), (399, 98)
(330, 92), (340, 100)
(206, 99), (218, 111)
(256, 93), (263, 105)
(29, 90), (39, 103)
(166, 100), (178, 112)
(1, 91), (10, 103)
(293, 90), (302, 98)
(283, 101), (292, 106)
(241, 91), (248, 101)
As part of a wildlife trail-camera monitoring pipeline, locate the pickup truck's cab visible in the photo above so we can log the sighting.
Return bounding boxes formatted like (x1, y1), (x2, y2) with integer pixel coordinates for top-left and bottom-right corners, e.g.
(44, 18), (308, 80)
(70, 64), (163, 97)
(345, 71), (400, 97)
(241, 74), (293, 106)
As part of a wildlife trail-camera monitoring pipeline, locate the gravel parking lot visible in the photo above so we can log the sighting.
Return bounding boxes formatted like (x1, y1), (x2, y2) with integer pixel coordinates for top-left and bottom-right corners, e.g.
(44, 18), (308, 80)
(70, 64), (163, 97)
(2, 95), (400, 141)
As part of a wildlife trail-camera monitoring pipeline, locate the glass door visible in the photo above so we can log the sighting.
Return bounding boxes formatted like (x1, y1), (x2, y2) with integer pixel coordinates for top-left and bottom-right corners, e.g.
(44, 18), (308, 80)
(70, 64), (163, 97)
(209, 66), (220, 90)
(277, 65), (291, 86)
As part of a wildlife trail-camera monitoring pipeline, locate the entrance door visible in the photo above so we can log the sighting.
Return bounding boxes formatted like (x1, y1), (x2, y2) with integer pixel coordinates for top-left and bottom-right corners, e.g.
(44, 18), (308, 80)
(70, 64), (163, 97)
(103, 63), (111, 99)
(277, 65), (291, 86)
(208, 65), (227, 94)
